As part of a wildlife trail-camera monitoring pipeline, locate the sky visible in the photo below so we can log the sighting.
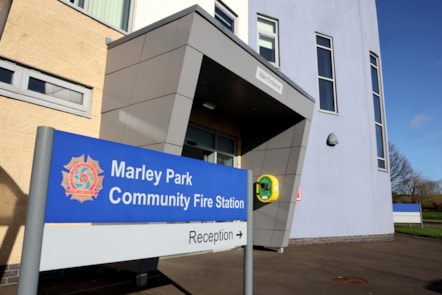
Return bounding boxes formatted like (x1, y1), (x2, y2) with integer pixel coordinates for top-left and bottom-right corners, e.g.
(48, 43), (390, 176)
(376, 0), (442, 181)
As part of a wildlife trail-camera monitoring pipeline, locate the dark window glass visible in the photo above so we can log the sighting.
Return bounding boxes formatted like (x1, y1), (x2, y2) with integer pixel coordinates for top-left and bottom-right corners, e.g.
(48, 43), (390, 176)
(70, 0), (84, 7)
(317, 47), (333, 78)
(120, 0), (131, 31)
(319, 79), (335, 112)
(259, 43), (276, 63)
(373, 94), (382, 123)
(215, 6), (234, 32)
(182, 145), (211, 162)
(316, 35), (331, 47)
(0, 67), (13, 84)
(371, 66), (379, 93)
(28, 77), (46, 94)
(378, 159), (386, 169)
(376, 125), (385, 158)
(183, 126), (235, 167)
(370, 55), (377, 66)
(217, 135), (234, 154)
(185, 127), (215, 149)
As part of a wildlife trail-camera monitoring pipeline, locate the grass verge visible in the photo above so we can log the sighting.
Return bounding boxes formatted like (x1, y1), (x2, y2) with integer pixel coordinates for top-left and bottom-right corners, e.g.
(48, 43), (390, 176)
(395, 226), (442, 240)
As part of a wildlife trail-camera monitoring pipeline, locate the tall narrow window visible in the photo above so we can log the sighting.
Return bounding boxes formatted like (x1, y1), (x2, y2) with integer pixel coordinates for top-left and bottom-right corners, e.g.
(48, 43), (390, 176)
(182, 126), (236, 167)
(316, 34), (337, 113)
(215, 2), (236, 33)
(370, 53), (387, 170)
(257, 15), (279, 67)
(66, 0), (131, 32)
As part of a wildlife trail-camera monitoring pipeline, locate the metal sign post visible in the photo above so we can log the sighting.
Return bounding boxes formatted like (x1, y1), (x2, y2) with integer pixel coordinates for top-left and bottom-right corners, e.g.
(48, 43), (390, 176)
(17, 126), (54, 295)
(244, 170), (254, 295)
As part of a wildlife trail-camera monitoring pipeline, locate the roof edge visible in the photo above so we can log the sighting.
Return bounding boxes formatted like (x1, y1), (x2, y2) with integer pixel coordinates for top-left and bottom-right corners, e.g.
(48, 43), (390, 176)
(108, 5), (315, 103)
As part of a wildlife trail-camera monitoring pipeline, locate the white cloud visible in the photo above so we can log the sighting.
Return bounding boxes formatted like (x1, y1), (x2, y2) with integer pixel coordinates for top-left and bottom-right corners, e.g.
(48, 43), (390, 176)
(409, 114), (430, 128)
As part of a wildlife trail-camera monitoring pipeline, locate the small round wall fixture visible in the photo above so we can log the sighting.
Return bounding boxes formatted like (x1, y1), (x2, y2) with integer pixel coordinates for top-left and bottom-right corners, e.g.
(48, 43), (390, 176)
(326, 132), (339, 146)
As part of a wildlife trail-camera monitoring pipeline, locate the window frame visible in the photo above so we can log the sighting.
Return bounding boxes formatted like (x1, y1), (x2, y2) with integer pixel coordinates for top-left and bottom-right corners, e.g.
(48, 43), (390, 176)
(0, 59), (92, 117)
(316, 33), (338, 114)
(61, 0), (133, 33)
(183, 125), (237, 168)
(215, 1), (237, 34)
(257, 14), (280, 67)
(370, 52), (388, 171)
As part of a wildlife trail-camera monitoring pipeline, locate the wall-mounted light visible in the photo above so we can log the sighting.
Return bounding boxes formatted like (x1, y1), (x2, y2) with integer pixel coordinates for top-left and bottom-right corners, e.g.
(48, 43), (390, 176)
(203, 101), (216, 110)
(326, 132), (339, 146)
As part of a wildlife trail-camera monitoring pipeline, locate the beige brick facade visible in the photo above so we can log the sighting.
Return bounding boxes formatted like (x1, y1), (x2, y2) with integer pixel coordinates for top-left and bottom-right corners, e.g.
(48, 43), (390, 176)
(0, 0), (123, 270)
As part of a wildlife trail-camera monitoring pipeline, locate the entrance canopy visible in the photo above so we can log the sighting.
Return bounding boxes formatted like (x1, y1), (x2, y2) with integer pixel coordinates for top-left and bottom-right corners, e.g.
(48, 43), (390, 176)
(100, 5), (315, 249)
(194, 56), (309, 153)
(101, 5), (314, 154)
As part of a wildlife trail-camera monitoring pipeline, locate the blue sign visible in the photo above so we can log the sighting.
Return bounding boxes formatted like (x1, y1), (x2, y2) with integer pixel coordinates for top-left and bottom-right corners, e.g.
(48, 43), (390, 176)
(45, 130), (248, 223)
(392, 203), (420, 213)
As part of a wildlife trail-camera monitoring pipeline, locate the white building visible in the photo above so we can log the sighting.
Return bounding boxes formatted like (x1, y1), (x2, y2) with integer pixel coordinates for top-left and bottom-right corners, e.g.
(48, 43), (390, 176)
(124, 0), (394, 244)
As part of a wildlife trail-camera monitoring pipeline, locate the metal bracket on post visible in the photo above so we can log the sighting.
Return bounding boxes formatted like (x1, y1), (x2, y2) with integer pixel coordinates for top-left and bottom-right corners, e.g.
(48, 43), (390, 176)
(136, 257), (159, 287)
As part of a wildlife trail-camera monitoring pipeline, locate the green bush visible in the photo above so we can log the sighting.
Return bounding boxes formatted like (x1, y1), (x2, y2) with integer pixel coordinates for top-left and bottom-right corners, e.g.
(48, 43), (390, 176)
(422, 197), (435, 209)
(422, 211), (442, 220)
(431, 194), (442, 211)
(393, 195), (415, 203)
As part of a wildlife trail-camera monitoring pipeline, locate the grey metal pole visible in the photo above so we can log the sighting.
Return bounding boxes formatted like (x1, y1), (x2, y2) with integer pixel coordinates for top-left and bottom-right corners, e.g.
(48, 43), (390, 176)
(244, 170), (253, 295)
(17, 126), (55, 295)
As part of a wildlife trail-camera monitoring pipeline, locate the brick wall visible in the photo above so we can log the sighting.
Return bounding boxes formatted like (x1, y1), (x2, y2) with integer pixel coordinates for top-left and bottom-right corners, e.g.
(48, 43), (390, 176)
(0, 263), (19, 286)
(0, 0), (124, 279)
(289, 233), (395, 246)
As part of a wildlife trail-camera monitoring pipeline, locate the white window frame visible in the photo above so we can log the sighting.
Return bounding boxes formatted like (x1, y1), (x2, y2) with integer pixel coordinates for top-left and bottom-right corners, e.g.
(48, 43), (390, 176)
(257, 14), (280, 67)
(316, 33), (338, 114)
(61, 0), (132, 33)
(215, 1), (237, 34)
(0, 59), (92, 117)
(370, 53), (388, 171)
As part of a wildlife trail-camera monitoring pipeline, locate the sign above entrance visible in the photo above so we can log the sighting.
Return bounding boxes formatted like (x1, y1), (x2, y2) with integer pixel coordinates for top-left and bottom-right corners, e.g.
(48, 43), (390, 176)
(256, 66), (283, 95)
(46, 130), (248, 223)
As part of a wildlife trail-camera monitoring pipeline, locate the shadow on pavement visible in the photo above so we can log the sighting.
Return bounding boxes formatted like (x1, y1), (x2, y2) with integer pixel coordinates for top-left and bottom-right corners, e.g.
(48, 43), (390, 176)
(426, 279), (442, 293)
(37, 267), (191, 295)
(1, 234), (441, 295)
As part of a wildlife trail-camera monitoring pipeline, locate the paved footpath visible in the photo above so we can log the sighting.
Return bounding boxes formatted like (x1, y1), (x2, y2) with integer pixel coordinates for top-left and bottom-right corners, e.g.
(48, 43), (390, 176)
(2, 233), (441, 294)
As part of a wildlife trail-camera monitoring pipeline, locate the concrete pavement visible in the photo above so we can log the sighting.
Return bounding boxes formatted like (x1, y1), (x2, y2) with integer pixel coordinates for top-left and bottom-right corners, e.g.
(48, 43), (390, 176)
(1, 233), (441, 294)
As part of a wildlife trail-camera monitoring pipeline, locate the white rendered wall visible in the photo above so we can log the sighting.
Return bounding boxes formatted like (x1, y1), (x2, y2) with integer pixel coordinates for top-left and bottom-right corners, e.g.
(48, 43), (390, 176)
(248, 0), (394, 239)
(131, 0), (249, 43)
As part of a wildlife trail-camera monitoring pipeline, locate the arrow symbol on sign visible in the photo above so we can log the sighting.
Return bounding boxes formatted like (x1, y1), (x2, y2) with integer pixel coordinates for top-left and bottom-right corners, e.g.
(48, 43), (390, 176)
(236, 231), (243, 239)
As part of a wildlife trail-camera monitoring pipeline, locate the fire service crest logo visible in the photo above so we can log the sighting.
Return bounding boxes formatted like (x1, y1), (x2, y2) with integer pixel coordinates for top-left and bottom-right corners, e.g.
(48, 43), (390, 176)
(61, 155), (104, 203)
